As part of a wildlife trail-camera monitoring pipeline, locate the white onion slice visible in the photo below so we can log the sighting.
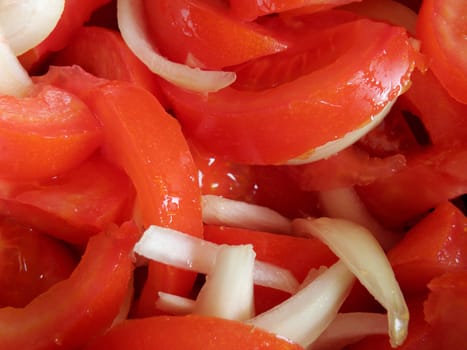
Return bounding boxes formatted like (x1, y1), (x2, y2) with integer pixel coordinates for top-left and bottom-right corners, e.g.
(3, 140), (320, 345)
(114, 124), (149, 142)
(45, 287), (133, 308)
(116, 0), (236, 93)
(285, 99), (395, 165)
(194, 244), (255, 321)
(309, 312), (388, 350)
(134, 225), (299, 294)
(156, 292), (196, 315)
(0, 32), (32, 96)
(292, 217), (409, 347)
(247, 261), (355, 348)
(0, 0), (64, 55)
(319, 187), (400, 250)
(202, 195), (292, 234)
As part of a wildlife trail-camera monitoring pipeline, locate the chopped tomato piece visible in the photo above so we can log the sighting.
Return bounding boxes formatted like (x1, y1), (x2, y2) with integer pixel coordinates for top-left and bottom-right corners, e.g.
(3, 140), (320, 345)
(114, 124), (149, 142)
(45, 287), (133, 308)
(162, 19), (416, 164)
(416, 0), (467, 103)
(0, 221), (138, 350)
(144, 0), (287, 69)
(388, 202), (467, 295)
(0, 83), (102, 180)
(0, 153), (135, 245)
(0, 218), (77, 308)
(83, 315), (305, 350)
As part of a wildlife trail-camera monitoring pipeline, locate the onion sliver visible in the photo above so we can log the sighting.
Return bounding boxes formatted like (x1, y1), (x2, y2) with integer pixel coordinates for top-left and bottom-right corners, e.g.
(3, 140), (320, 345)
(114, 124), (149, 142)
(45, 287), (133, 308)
(247, 261), (355, 348)
(319, 187), (400, 250)
(0, 32), (32, 96)
(117, 0), (236, 93)
(309, 312), (388, 350)
(194, 244), (255, 321)
(156, 292), (195, 315)
(293, 217), (409, 347)
(134, 225), (299, 294)
(286, 99), (396, 165)
(0, 0), (64, 55)
(202, 195), (292, 234)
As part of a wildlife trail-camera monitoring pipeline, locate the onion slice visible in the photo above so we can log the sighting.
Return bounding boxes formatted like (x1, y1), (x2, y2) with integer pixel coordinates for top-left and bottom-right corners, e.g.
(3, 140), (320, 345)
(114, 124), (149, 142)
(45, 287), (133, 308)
(116, 0), (236, 93)
(202, 195), (292, 234)
(0, 31), (32, 96)
(286, 99), (396, 165)
(309, 312), (388, 350)
(134, 225), (299, 294)
(247, 261), (355, 348)
(155, 292), (196, 315)
(0, 0), (64, 55)
(194, 244), (255, 321)
(293, 217), (409, 347)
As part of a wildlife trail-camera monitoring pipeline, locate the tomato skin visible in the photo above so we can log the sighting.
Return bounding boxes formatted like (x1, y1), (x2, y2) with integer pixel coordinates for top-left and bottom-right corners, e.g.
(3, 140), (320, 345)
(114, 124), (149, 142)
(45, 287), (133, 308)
(163, 19), (416, 164)
(416, 0), (467, 103)
(52, 26), (167, 106)
(40, 66), (203, 315)
(357, 143), (467, 229)
(0, 219), (77, 308)
(84, 315), (304, 350)
(0, 84), (102, 181)
(0, 153), (135, 245)
(19, 0), (111, 71)
(144, 0), (287, 69)
(388, 202), (467, 295)
(0, 221), (138, 350)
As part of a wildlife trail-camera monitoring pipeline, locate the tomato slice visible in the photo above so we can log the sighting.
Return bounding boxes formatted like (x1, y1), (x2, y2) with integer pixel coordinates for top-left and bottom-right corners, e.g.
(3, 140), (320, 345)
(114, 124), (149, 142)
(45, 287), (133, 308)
(83, 315), (304, 350)
(162, 18), (416, 164)
(357, 143), (467, 229)
(229, 0), (360, 21)
(0, 153), (135, 245)
(52, 26), (167, 106)
(0, 221), (138, 350)
(144, 0), (287, 69)
(19, 0), (111, 72)
(0, 218), (77, 308)
(0, 83), (102, 180)
(40, 66), (203, 316)
(416, 0), (467, 103)
(388, 202), (467, 296)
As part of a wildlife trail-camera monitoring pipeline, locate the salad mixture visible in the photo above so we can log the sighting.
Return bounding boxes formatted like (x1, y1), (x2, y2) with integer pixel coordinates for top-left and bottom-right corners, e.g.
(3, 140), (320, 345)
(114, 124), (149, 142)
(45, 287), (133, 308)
(0, 0), (466, 349)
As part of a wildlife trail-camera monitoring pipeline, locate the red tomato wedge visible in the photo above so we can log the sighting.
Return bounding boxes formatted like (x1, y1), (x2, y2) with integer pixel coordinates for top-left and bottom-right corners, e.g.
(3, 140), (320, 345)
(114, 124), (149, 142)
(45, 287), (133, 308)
(388, 202), (467, 295)
(162, 18), (417, 165)
(52, 26), (167, 105)
(144, 0), (287, 69)
(0, 218), (77, 308)
(0, 221), (138, 350)
(0, 83), (102, 180)
(0, 153), (135, 245)
(39, 66), (203, 316)
(19, 0), (111, 72)
(84, 315), (304, 350)
(229, 0), (361, 21)
(416, 0), (467, 103)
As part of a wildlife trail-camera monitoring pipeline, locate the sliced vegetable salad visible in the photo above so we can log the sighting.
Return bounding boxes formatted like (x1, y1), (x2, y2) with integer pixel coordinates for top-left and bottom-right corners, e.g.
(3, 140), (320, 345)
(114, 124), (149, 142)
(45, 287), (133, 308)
(0, 0), (466, 349)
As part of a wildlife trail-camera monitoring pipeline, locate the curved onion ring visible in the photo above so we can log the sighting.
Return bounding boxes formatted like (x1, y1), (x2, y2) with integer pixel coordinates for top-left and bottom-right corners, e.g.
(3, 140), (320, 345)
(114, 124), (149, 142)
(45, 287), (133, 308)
(293, 217), (409, 347)
(0, 0), (64, 55)
(117, 0), (236, 93)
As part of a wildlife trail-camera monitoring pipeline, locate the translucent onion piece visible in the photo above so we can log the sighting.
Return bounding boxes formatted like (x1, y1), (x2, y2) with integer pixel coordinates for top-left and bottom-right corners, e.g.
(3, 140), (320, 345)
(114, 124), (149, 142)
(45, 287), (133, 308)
(293, 217), (409, 347)
(194, 244), (255, 321)
(134, 225), (299, 294)
(0, 0), (64, 55)
(156, 292), (195, 315)
(309, 312), (388, 350)
(286, 99), (395, 165)
(319, 187), (400, 250)
(202, 195), (292, 234)
(247, 261), (355, 348)
(116, 0), (236, 93)
(0, 32), (32, 96)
